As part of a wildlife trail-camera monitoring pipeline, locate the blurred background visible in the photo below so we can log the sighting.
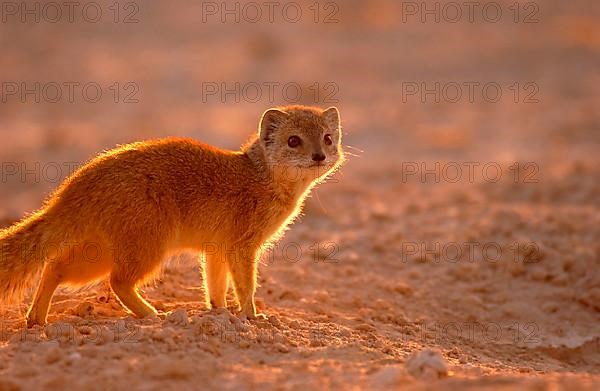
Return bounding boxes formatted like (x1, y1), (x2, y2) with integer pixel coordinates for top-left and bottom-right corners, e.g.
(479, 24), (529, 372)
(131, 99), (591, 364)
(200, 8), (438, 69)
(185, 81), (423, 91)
(1, 1), (599, 387)
(1, 0), (598, 215)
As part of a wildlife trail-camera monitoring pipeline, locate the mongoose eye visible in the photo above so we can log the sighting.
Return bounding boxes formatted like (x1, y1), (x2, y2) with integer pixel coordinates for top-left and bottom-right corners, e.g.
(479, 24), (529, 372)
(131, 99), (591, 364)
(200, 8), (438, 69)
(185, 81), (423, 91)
(288, 136), (301, 148)
(324, 134), (333, 146)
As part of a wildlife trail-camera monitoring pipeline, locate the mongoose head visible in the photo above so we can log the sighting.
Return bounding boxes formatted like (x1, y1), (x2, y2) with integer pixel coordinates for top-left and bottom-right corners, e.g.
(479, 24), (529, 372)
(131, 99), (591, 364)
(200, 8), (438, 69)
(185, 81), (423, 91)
(258, 105), (344, 182)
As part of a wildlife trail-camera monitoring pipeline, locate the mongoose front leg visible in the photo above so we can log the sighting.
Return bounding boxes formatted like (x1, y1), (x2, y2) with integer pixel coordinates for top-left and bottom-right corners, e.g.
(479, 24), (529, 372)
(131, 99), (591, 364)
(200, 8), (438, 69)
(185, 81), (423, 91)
(205, 250), (229, 309)
(227, 247), (265, 320)
(26, 265), (61, 327)
(109, 275), (157, 318)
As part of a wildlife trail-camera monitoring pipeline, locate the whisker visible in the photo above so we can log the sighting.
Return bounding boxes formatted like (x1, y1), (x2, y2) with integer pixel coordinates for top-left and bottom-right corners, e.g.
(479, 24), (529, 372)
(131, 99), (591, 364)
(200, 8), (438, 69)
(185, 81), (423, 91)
(313, 189), (327, 214)
(345, 145), (365, 153)
(333, 166), (346, 177)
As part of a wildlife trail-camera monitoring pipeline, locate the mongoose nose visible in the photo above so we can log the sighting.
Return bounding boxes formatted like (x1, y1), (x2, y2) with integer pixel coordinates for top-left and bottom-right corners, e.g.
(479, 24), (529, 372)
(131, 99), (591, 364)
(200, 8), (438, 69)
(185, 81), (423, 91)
(312, 153), (326, 162)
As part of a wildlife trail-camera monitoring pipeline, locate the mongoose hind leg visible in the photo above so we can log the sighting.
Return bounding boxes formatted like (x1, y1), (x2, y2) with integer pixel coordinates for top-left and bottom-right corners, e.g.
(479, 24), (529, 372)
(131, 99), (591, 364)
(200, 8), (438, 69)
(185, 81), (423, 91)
(26, 264), (62, 328)
(109, 275), (157, 318)
(26, 237), (112, 327)
(108, 239), (167, 318)
(205, 250), (229, 309)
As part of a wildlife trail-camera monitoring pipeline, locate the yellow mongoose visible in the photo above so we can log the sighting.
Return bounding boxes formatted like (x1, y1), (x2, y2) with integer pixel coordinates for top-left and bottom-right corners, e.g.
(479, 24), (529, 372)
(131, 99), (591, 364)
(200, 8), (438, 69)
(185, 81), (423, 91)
(0, 105), (344, 327)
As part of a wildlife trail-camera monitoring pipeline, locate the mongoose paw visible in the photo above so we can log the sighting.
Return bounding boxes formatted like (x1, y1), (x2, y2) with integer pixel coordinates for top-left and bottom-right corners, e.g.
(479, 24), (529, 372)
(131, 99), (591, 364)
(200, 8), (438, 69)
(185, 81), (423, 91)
(141, 312), (161, 322)
(254, 313), (268, 321)
(25, 316), (46, 329)
(239, 312), (268, 322)
(156, 311), (168, 320)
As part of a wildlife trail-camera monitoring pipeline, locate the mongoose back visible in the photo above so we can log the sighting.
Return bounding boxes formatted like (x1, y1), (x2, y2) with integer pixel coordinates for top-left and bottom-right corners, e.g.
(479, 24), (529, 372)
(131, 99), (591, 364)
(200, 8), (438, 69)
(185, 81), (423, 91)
(0, 105), (344, 327)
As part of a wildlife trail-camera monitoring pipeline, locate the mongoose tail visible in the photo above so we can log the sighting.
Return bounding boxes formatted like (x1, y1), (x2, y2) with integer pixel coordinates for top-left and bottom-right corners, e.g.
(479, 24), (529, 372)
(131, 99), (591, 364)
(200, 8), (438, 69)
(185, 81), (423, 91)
(0, 212), (49, 304)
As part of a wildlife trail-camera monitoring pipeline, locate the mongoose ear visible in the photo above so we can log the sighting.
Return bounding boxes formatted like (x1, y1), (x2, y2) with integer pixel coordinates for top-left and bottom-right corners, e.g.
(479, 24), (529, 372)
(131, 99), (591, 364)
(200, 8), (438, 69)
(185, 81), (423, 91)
(322, 107), (341, 130)
(259, 108), (289, 144)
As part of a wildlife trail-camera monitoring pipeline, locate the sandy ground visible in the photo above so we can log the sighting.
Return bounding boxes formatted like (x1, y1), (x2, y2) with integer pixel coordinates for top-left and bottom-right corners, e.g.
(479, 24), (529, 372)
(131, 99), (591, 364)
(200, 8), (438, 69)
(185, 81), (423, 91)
(1, 0), (599, 389)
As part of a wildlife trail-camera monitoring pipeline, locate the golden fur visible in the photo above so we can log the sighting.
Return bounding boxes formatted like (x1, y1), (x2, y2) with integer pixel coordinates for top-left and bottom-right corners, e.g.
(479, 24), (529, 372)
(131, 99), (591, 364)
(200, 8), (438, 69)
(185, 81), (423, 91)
(0, 105), (344, 327)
